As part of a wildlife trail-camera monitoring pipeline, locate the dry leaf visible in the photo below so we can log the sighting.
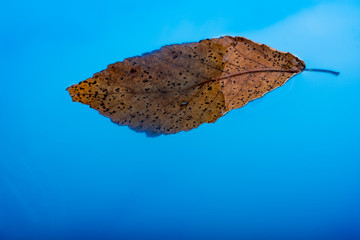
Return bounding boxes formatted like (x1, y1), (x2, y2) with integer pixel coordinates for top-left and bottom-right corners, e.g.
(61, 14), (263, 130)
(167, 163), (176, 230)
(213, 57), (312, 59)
(67, 36), (305, 136)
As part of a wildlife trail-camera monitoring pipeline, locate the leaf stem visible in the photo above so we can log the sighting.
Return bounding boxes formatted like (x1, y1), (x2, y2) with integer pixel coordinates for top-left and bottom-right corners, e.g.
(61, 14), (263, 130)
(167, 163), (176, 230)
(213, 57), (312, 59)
(304, 68), (340, 76)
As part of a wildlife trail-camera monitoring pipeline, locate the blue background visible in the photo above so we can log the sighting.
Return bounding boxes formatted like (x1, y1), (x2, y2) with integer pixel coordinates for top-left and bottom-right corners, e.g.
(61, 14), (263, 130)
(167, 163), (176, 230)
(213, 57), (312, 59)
(1, 0), (360, 239)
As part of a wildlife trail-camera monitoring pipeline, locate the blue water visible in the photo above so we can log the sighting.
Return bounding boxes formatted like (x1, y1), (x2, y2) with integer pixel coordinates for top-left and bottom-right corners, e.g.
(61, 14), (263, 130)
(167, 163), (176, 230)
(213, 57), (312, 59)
(1, 0), (360, 239)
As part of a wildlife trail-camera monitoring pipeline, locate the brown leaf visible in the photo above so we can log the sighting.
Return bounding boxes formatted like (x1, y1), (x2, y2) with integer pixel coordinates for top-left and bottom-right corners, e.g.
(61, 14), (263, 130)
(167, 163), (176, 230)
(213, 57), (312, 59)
(67, 36), (305, 136)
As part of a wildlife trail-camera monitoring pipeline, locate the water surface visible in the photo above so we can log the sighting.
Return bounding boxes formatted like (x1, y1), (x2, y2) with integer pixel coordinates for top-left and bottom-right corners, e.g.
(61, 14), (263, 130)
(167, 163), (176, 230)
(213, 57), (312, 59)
(1, 0), (360, 239)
